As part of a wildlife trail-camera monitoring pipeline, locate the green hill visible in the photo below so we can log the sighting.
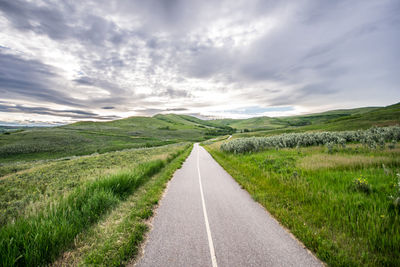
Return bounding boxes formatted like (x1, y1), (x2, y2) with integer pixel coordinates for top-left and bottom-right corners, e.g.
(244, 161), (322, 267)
(0, 114), (233, 162)
(212, 106), (383, 131)
(1, 103), (398, 162)
(213, 117), (286, 131)
(230, 103), (400, 137)
(303, 102), (400, 130)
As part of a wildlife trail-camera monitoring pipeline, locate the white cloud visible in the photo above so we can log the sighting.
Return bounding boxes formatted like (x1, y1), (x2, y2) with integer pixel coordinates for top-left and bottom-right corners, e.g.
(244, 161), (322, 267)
(0, 0), (399, 123)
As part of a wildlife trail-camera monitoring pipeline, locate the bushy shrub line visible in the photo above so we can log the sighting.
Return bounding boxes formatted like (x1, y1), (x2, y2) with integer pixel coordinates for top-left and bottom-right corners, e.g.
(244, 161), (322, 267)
(221, 126), (400, 153)
(0, 160), (166, 266)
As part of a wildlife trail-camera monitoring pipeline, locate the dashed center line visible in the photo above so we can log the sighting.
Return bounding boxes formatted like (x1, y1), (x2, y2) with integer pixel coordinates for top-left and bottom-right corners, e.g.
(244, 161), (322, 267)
(197, 145), (218, 267)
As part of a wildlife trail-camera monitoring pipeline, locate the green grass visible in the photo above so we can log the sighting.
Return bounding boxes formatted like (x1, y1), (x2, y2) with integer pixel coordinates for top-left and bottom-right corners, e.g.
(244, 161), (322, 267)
(0, 143), (187, 226)
(0, 114), (232, 163)
(0, 144), (192, 267)
(55, 144), (193, 266)
(205, 142), (400, 266)
(0, 160), (163, 266)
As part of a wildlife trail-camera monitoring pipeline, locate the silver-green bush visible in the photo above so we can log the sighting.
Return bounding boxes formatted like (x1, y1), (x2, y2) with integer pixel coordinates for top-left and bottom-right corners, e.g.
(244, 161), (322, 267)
(220, 126), (400, 153)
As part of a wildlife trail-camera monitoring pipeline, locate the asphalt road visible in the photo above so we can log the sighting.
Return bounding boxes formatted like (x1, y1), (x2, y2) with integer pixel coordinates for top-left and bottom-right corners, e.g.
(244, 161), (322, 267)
(135, 144), (322, 267)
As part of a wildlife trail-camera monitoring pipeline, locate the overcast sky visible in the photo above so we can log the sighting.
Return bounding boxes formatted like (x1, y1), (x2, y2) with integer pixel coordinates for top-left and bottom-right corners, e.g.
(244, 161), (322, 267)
(0, 0), (399, 124)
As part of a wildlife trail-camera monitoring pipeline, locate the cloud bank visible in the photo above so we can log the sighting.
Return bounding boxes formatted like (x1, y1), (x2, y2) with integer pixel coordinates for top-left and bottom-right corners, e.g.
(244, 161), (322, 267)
(0, 0), (399, 123)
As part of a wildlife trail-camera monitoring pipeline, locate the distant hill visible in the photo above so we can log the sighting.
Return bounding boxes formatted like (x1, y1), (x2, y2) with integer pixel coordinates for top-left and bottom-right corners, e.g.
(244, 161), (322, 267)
(64, 114), (231, 141)
(211, 106), (383, 131)
(302, 102), (400, 131)
(1, 103), (399, 162)
(0, 114), (233, 162)
(227, 103), (400, 137)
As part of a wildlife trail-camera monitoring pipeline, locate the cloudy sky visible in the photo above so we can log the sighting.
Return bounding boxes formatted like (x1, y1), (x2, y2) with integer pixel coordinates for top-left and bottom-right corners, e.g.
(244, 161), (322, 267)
(0, 0), (399, 124)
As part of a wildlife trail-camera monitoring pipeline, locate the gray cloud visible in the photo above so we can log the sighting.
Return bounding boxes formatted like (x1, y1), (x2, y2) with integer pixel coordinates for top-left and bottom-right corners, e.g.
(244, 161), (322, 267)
(132, 108), (164, 116)
(132, 107), (189, 116)
(0, 103), (119, 120)
(166, 108), (188, 111)
(0, 0), (399, 122)
(73, 77), (94, 86)
(0, 0), (127, 47)
(0, 0), (72, 39)
(0, 51), (81, 107)
(158, 87), (192, 99)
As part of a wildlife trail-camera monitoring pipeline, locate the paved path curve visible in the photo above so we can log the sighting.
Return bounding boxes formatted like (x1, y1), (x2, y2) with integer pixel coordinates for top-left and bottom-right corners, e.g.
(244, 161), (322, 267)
(135, 144), (322, 267)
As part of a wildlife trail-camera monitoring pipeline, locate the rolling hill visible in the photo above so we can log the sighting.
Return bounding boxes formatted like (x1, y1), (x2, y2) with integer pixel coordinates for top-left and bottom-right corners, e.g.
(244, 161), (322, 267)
(1, 103), (399, 162)
(213, 103), (399, 137)
(0, 114), (233, 162)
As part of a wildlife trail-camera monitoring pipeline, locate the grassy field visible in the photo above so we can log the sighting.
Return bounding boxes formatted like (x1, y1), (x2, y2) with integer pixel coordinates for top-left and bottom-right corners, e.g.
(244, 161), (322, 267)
(0, 143), (192, 266)
(205, 138), (400, 266)
(0, 114), (232, 163)
(0, 143), (190, 225)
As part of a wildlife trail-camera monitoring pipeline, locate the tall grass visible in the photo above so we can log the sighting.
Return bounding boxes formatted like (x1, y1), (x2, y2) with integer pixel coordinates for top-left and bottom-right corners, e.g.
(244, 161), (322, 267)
(0, 143), (186, 226)
(0, 160), (165, 266)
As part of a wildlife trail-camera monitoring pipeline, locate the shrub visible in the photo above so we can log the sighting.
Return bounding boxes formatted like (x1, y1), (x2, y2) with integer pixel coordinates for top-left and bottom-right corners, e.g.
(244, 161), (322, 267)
(325, 142), (335, 154)
(220, 126), (400, 153)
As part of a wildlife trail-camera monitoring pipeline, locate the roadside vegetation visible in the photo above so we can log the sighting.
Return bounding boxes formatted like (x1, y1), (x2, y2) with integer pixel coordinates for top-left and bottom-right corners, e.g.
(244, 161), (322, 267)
(205, 128), (400, 266)
(0, 143), (192, 266)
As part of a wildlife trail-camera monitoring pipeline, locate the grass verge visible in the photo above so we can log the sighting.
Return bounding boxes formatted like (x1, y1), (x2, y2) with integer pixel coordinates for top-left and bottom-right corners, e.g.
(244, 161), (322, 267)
(0, 144), (192, 266)
(0, 144), (185, 226)
(54, 144), (193, 266)
(204, 142), (400, 266)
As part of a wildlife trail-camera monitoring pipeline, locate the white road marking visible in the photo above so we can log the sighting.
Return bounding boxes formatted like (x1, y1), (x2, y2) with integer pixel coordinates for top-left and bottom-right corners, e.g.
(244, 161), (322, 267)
(197, 146), (218, 267)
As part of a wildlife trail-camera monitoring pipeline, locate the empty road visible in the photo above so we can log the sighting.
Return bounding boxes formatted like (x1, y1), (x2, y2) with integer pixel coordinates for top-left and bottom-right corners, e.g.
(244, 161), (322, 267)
(135, 144), (322, 267)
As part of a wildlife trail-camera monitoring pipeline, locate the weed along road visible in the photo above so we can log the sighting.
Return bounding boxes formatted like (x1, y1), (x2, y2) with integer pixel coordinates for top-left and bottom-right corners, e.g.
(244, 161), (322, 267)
(135, 144), (322, 267)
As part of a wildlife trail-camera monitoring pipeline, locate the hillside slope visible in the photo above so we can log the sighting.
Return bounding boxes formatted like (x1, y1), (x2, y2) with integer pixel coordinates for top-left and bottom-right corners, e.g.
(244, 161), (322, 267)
(212, 106), (383, 131)
(0, 114), (233, 162)
(1, 103), (398, 162)
(214, 103), (399, 137)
